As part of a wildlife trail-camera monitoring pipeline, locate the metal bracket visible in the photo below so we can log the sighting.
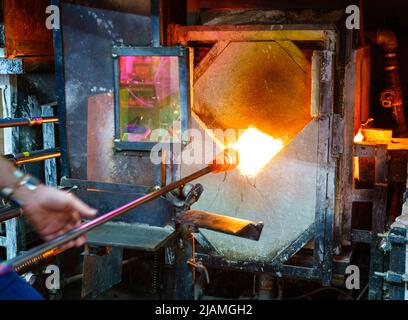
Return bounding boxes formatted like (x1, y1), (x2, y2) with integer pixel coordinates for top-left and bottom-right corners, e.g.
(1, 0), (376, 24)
(377, 231), (408, 254)
(187, 257), (210, 284)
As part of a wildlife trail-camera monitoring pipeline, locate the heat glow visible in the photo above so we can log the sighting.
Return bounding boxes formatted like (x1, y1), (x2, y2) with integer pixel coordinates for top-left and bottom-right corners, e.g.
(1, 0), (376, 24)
(231, 127), (283, 177)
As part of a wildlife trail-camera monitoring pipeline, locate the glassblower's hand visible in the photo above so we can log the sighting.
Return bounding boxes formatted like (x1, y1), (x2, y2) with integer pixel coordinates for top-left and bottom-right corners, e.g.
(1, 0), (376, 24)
(13, 185), (97, 249)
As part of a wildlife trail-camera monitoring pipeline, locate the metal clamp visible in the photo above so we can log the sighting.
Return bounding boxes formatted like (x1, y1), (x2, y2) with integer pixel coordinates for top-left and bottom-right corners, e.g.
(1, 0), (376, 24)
(167, 183), (204, 211)
(375, 271), (408, 284)
(187, 257), (210, 284)
(378, 232), (408, 246)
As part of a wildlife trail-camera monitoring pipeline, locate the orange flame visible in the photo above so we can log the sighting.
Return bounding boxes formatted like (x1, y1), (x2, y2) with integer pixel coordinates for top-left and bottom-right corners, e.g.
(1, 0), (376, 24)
(231, 127), (283, 177)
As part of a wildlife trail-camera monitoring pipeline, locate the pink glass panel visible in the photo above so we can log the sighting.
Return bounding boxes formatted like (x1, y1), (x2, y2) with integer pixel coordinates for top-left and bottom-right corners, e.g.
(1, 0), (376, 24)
(118, 55), (181, 143)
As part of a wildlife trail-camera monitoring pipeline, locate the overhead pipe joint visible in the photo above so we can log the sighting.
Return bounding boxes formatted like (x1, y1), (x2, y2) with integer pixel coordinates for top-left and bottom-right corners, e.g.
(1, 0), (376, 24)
(367, 29), (407, 136)
(375, 29), (398, 51)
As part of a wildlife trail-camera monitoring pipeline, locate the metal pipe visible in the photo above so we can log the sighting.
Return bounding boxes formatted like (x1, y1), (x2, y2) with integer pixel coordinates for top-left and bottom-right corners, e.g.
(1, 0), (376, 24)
(5, 149), (238, 269)
(13, 147), (60, 159)
(0, 117), (59, 128)
(368, 29), (407, 136)
(5, 148), (61, 165)
(15, 152), (61, 165)
(0, 206), (22, 223)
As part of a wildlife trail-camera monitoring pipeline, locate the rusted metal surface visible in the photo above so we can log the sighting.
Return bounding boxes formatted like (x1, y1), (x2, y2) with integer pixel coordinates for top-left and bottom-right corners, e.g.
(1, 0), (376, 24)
(86, 93), (115, 183)
(86, 92), (159, 185)
(193, 40), (311, 144)
(168, 24), (328, 46)
(4, 0), (53, 57)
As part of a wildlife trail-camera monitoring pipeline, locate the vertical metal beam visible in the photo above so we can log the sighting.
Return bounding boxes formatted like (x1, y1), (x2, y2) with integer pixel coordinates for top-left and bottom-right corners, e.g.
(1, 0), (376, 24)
(368, 145), (388, 300)
(313, 50), (336, 286)
(52, 0), (69, 178)
(174, 226), (194, 299)
(42, 103), (57, 186)
(388, 228), (407, 300)
(151, 0), (161, 47)
(341, 49), (358, 245)
(112, 52), (120, 142)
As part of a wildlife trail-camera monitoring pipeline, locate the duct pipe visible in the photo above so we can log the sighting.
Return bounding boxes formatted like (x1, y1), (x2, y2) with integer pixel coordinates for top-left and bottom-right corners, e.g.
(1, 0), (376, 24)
(368, 29), (407, 136)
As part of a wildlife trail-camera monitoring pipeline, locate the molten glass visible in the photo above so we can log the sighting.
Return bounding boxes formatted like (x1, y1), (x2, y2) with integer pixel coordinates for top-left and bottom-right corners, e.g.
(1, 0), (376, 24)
(353, 129), (364, 180)
(354, 129), (364, 143)
(231, 127), (283, 177)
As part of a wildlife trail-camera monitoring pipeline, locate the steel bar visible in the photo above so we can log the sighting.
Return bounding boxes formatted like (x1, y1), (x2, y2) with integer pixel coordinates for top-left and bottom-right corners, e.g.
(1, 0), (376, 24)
(167, 24), (330, 46)
(175, 210), (263, 240)
(15, 152), (61, 166)
(0, 117), (58, 128)
(6, 149), (238, 269)
(52, 0), (69, 177)
(0, 206), (22, 223)
(4, 148), (61, 165)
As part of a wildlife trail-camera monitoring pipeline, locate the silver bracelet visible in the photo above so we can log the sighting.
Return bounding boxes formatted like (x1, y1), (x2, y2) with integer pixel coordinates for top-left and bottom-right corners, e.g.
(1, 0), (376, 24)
(0, 170), (40, 206)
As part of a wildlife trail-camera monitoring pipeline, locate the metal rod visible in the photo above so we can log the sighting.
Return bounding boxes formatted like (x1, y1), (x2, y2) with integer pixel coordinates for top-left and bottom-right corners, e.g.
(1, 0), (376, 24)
(0, 206), (22, 223)
(14, 248), (65, 273)
(0, 117), (59, 128)
(15, 152), (61, 165)
(6, 166), (213, 269)
(4, 148), (61, 165)
(13, 147), (60, 159)
(5, 148), (238, 269)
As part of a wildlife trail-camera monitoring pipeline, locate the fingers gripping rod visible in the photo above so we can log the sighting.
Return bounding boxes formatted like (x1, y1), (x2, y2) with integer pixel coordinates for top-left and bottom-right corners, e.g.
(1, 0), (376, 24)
(5, 149), (239, 270)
